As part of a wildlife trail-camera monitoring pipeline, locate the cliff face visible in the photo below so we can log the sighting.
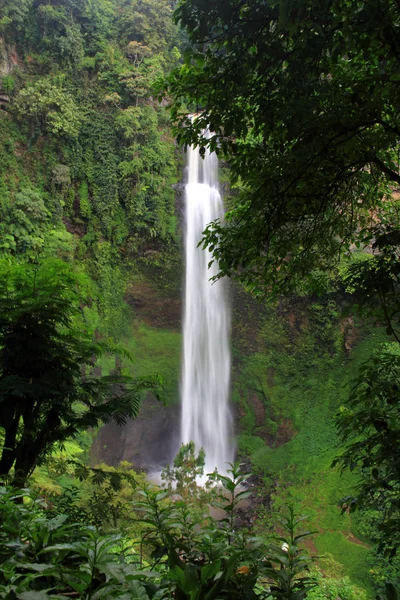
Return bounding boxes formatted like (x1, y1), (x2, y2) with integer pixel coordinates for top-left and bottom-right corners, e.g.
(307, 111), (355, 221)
(0, 39), (18, 110)
(91, 262), (371, 479)
(91, 394), (180, 470)
(0, 38), (19, 77)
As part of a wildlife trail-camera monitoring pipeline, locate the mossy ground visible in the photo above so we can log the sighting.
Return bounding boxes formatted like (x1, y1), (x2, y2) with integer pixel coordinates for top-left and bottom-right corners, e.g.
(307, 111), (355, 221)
(121, 322), (181, 405)
(232, 293), (387, 596)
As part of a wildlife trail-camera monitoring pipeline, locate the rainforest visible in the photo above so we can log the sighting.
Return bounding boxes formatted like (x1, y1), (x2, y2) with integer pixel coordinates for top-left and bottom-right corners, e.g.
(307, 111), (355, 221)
(0, 0), (399, 598)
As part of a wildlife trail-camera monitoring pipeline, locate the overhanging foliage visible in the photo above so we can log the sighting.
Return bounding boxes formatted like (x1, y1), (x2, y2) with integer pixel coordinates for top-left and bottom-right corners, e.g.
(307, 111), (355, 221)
(167, 0), (400, 296)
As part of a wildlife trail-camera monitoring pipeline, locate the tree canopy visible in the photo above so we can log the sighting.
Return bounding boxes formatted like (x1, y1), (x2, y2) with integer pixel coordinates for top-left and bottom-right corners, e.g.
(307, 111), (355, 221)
(167, 0), (400, 296)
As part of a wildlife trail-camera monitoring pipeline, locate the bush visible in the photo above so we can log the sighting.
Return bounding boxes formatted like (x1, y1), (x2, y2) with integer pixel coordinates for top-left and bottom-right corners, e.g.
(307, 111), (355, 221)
(307, 568), (368, 600)
(0, 461), (317, 599)
(14, 78), (82, 138)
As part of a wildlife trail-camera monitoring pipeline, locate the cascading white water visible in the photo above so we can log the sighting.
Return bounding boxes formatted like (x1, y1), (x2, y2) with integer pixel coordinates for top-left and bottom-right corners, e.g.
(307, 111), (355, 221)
(181, 133), (233, 474)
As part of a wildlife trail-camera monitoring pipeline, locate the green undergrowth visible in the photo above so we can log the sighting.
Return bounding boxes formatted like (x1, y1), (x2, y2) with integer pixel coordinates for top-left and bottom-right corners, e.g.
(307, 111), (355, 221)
(121, 323), (181, 405)
(272, 468), (374, 596)
(315, 533), (373, 596)
(97, 320), (181, 406)
(233, 295), (388, 595)
(309, 557), (369, 600)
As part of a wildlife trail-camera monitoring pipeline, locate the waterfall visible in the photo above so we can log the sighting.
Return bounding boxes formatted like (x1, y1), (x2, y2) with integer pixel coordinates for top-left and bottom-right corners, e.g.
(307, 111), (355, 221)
(181, 133), (233, 474)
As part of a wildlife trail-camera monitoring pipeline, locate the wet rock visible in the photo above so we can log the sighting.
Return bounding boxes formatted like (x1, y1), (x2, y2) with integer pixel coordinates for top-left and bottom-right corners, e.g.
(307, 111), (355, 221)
(91, 394), (180, 471)
(341, 316), (359, 356)
(0, 38), (20, 77)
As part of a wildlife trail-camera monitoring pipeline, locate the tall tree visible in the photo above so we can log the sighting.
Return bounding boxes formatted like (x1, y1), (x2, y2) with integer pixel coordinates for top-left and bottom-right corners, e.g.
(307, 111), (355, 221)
(167, 0), (400, 296)
(0, 259), (160, 487)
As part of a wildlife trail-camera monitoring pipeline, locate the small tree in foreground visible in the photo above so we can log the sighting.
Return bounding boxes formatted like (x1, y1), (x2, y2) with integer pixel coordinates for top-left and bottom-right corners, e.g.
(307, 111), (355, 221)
(263, 508), (317, 600)
(0, 258), (160, 487)
(161, 441), (206, 498)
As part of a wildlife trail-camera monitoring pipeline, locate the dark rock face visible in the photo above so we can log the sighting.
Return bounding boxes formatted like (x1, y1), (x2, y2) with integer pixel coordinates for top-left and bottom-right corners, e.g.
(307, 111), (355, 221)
(341, 316), (359, 356)
(125, 281), (181, 330)
(91, 395), (180, 471)
(0, 39), (20, 77)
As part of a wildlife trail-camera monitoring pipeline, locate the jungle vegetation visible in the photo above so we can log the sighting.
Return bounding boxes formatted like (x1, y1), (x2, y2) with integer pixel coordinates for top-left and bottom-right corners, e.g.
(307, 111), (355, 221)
(168, 0), (400, 584)
(0, 0), (399, 598)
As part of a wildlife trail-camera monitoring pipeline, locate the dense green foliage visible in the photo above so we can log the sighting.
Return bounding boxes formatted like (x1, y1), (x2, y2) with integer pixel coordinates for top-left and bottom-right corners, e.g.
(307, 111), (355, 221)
(1, 0), (399, 597)
(0, 259), (161, 487)
(334, 342), (400, 554)
(168, 0), (400, 297)
(0, 463), (318, 600)
(0, 0), (181, 275)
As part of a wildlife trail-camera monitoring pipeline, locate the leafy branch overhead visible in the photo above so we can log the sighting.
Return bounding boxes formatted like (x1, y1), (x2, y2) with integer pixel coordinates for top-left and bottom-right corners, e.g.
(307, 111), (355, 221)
(167, 0), (400, 297)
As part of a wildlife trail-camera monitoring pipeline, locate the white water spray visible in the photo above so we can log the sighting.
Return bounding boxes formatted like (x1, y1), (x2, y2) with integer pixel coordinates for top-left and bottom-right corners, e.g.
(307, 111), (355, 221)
(181, 134), (234, 474)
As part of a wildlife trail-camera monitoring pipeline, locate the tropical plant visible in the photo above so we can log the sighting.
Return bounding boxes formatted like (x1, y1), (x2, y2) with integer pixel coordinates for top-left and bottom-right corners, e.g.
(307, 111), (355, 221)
(339, 219), (400, 342)
(161, 441), (206, 498)
(0, 188), (48, 255)
(262, 507), (316, 600)
(333, 342), (400, 555)
(0, 485), (159, 599)
(0, 258), (161, 487)
(14, 78), (82, 137)
(0, 457), (316, 600)
(136, 462), (316, 599)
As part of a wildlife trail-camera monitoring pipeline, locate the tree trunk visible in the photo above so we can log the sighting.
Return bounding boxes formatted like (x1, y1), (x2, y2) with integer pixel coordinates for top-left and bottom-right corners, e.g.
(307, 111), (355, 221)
(0, 419), (18, 480)
(13, 437), (42, 488)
